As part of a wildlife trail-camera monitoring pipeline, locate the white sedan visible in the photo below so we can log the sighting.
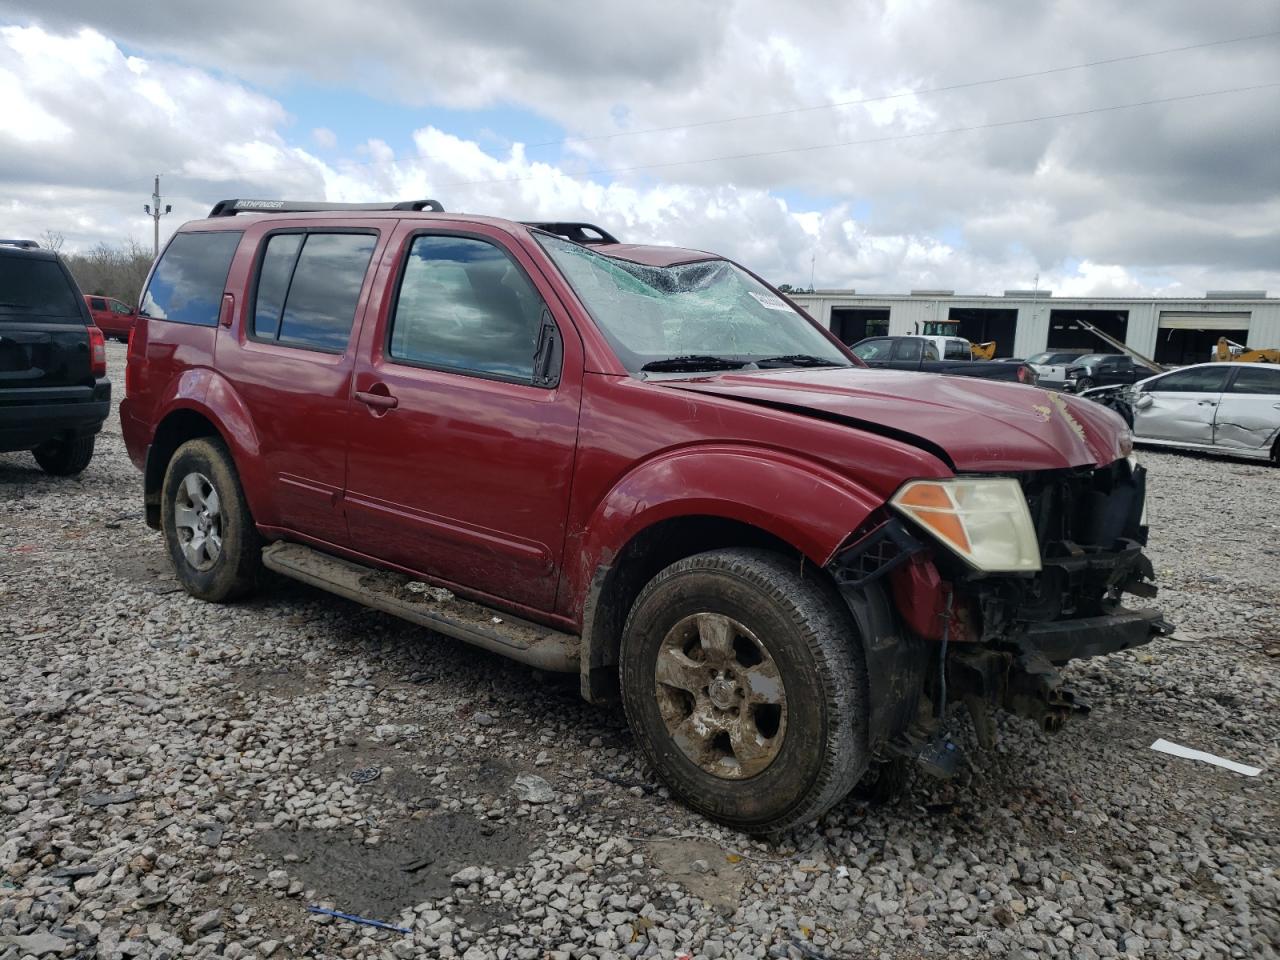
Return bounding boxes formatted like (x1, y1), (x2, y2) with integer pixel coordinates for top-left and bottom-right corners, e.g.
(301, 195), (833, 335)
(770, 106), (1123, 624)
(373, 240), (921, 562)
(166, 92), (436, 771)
(1124, 362), (1280, 464)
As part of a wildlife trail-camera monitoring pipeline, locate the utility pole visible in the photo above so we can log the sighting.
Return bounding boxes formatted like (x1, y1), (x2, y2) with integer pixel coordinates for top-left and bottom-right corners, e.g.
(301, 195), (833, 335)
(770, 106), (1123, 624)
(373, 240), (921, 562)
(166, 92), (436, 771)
(143, 175), (171, 258)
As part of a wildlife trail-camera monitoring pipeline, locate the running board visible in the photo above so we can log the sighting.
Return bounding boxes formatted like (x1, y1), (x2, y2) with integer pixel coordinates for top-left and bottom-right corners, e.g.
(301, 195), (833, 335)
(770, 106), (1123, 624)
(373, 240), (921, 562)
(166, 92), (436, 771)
(261, 542), (579, 672)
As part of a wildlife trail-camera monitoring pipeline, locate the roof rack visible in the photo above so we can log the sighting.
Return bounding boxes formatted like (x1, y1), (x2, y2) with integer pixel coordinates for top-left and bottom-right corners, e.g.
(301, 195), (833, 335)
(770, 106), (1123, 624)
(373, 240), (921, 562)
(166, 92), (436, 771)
(207, 199), (445, 218)
(0, 239), (40, 249)
(523, 222), (618, 245)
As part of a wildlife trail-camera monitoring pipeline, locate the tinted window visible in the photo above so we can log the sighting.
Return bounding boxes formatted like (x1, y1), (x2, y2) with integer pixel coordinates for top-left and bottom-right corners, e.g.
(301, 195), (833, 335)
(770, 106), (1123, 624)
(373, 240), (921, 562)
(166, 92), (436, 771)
(252, 233), (303, 340)
(1228, 366), (1280, 395)
(141, 232), (240, 326)
(944, 339), (968, 360)
(893, 339), (923, 361)
(275, 233), (377, 352)
(851, 339), (892, 361)
(0, 257), (81, 322)
(1148, 366), (1231, 394)
(90, 297), (107, 310)
(389, 235), (545, 381)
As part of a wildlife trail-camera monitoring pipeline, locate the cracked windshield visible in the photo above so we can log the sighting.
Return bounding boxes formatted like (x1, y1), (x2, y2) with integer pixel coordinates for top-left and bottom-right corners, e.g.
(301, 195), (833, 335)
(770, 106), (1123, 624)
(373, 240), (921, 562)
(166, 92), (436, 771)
(537, 234), (850, 373)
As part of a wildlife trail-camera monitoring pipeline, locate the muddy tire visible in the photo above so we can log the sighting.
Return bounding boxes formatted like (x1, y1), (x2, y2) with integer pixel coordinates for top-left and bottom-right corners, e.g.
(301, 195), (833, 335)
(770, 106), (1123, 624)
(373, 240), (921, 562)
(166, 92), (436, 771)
(32, 436), (95, 476)
(161, 437), (261, 602)
(619, 548), (868, 834)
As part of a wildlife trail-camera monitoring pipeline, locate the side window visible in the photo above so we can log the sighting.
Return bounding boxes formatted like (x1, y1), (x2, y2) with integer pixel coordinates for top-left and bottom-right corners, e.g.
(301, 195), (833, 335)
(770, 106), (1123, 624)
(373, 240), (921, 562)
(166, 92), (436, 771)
(141, 231), (242, 326)
(90, 297), (107, 310)
(110, 300), (130, 314)
(923, 341), (940, 361)
(1148, 366), (1231, 394)
(251, 232), (376, 352)
(944, 339), (968, 360)
(389, 235), (546, 382)
(1227, 367), (1280, 395)
(893, 339), (923, 361)
(851, 339), (889, 361)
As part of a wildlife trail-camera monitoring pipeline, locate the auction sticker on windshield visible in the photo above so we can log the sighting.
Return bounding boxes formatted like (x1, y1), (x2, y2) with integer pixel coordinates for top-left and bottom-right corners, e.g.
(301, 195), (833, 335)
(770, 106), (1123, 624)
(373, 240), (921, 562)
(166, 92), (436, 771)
(749, 291), (791, 311)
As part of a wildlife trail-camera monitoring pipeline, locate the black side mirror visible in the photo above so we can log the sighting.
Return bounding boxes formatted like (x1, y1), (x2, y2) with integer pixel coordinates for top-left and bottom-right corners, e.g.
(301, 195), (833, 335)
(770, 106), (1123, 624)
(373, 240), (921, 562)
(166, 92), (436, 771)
(533, 309), (562, 388)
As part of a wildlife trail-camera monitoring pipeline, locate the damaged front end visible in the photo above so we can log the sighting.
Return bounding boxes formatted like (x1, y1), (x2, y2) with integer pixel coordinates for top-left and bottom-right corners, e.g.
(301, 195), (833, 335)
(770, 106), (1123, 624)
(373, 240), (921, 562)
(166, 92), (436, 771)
(827, 456), (1172, 773)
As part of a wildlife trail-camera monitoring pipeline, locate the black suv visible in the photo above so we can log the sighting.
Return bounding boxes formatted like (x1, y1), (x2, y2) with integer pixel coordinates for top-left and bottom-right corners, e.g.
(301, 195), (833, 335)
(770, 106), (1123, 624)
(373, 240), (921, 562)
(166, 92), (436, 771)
(0, 240), (111, 475)
(1067, 353), (1159, 393)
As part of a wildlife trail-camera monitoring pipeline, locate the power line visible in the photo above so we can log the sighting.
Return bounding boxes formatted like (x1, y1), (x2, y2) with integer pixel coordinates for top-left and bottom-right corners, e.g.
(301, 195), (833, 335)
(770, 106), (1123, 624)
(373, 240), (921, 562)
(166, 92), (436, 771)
(517, 29), (1280, 152)
(432, 82), (1280, 191)
(164, 29), (1280, 186)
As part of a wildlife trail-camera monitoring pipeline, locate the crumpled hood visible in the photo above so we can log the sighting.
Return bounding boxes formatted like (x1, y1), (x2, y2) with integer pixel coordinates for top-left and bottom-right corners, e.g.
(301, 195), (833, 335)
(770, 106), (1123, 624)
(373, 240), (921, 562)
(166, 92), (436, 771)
(662, 367), (1129, 471)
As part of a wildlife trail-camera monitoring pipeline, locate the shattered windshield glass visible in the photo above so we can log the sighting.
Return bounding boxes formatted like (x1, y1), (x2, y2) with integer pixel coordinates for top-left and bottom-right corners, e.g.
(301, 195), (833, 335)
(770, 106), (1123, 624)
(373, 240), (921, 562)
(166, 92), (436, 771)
(535, 234), (850, 374)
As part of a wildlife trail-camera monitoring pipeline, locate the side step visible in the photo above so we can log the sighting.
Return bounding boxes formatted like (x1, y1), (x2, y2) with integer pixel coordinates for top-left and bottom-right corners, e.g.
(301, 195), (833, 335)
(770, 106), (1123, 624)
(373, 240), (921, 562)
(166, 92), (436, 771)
(261, 542), (579, 673)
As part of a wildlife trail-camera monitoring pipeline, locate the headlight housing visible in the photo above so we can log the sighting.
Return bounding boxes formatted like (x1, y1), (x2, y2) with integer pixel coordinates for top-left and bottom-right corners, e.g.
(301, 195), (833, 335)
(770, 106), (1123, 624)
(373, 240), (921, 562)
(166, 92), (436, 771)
(890, 478), (1041, 573)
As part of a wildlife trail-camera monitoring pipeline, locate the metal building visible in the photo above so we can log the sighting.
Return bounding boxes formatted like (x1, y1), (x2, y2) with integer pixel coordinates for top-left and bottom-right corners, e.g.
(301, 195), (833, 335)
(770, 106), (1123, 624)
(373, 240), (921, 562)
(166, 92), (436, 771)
(789, 289), (1280, 364)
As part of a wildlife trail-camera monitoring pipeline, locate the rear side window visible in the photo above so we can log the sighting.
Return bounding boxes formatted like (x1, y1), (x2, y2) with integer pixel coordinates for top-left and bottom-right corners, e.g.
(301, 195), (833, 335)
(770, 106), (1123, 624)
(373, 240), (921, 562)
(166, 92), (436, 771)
(1228, 366), (1280, 395)
(252, 232), (376, 352)
(141, 231), (242, 326)
(0, 257), (81, 322)
(90, 297), (108, 310)
(388, 235), (545, 382)
(892, 339), (923, 361)
(944, 339), (968, 360)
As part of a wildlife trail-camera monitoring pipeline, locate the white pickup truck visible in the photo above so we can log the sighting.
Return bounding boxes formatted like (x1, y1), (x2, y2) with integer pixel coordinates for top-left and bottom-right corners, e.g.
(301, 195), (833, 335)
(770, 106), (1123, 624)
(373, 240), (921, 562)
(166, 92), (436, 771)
(1025, 348), (1094, 390)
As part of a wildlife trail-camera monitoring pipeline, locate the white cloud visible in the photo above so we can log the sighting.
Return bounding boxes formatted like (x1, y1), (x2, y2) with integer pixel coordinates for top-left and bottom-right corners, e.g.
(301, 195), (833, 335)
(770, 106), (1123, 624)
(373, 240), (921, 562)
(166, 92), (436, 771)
(0, 13), (1276, 298)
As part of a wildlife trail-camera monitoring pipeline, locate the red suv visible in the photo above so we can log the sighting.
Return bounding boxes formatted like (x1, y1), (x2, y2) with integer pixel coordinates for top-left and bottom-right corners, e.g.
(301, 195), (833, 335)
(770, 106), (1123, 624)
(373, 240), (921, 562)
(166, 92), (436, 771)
(84, 295), (139, 341)
(121, 199), (1167, 832)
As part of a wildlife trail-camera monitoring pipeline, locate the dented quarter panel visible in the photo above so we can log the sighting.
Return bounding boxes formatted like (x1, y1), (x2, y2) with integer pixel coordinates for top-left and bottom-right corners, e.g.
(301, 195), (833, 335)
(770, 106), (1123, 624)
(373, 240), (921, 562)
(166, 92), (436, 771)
(1212, 390), (1280, 452)
(559, 372), (952, 621)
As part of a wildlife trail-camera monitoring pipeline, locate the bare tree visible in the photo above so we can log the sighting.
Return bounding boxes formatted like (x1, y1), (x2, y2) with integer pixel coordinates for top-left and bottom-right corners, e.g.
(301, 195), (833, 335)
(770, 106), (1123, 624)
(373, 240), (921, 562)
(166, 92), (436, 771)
(61, 237), (154, 305)
(39, 229), (65, 252)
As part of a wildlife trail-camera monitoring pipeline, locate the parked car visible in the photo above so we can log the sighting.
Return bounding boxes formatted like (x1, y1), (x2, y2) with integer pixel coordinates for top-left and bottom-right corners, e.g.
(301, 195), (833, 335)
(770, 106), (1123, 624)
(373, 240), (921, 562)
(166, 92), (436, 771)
(85, 294), (139, 341)
(1026, 348), (1098, 390)
(850, 336), (1037, 385)
(1109, 362), (1279, 464)
(0, 239), (110, 475)
(1065, 353), (1160, 393)
(121, 199), (1164, 832)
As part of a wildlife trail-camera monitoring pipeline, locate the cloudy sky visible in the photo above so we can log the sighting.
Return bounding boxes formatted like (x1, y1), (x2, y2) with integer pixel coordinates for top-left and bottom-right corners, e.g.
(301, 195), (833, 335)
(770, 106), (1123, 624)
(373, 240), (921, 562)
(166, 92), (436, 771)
(1, 1), (1277, 296)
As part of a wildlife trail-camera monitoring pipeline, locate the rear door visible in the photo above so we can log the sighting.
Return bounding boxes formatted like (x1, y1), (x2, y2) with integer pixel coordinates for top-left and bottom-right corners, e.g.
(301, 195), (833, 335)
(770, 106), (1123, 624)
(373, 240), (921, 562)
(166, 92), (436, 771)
(344, 221), (583, 611)
(1213, 365), (1280, 454)
(0, 252), (93, 392)
(216, 224), (386, 545)
(1133, 365), (1231, 443)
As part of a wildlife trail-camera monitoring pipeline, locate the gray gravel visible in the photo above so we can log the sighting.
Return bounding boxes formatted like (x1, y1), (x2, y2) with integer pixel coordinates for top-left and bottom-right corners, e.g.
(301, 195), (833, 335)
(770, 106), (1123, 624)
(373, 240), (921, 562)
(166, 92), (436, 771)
(2, 341), (1277, 959)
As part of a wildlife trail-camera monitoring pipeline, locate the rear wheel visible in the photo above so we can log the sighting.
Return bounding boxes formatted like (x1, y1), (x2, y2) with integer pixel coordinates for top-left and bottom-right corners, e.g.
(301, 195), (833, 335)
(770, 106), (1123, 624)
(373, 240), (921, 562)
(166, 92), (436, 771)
(32, 436), (95, 476)
(1074, 376), (1095, 392)
(620, 548), (868, 834)
(161, 437), (261, 602)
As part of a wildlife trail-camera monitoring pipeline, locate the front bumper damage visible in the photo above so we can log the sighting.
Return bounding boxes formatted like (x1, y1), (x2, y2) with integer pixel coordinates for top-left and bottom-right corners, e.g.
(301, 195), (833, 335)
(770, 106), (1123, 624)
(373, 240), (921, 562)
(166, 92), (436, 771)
(827, 458), (1171, 771)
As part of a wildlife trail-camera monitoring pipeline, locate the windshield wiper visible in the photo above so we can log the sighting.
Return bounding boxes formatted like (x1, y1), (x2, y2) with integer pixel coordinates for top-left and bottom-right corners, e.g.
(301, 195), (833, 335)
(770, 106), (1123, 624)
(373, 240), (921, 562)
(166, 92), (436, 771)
(640, 355), (748, 372)
(752, 354), (843, 367)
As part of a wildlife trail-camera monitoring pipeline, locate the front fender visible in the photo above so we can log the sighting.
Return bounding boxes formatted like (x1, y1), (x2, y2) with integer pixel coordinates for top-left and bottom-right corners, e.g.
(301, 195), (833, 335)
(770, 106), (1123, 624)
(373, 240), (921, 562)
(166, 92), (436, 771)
(570, 444), (883, 614)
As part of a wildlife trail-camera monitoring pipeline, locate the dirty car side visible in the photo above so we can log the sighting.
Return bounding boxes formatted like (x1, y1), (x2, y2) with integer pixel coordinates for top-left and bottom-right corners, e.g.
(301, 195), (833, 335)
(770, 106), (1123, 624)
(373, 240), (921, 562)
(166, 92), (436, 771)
(120, 206), (1167, 833)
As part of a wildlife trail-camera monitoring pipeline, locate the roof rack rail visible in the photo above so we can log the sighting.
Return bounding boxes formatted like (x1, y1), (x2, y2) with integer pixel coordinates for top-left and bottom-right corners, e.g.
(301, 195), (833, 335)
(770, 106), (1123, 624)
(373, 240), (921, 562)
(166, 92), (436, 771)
(523, 222), (618, 245)
(0, 239), (40, 249)
(208, 199), (445, 218)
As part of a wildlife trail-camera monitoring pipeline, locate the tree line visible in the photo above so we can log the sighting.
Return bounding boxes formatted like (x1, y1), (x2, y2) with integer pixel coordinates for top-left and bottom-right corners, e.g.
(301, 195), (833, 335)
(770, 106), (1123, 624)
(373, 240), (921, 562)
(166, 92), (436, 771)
(41, 231), (154, 307)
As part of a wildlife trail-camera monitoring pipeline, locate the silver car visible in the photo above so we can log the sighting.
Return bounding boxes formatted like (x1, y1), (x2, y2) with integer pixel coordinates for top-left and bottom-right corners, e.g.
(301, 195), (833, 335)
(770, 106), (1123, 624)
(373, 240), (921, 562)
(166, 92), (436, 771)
(1128, 362), (1280, 464)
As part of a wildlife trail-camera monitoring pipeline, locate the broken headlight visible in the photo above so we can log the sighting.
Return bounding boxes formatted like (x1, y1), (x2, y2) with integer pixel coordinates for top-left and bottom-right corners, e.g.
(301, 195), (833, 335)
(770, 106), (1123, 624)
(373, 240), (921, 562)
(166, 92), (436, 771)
(890, 478), (1041, 573)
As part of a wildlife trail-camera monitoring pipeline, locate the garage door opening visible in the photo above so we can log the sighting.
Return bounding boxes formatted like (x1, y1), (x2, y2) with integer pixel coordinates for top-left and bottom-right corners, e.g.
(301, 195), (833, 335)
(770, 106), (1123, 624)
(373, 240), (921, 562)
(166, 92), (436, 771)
(1048, 310), (1128, 350)
(1155, 312), (1250, 365)
(945, 308), (1017, 358)
(830, 307), (889, 345)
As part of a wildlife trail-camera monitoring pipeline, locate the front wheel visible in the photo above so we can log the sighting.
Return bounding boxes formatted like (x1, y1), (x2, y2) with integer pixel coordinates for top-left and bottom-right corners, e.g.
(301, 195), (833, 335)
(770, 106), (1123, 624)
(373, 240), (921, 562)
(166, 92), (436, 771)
(620, 548), (868, 834)
(32, 436), (95, 476)
(161, 437), (262, 602)
(1074, 376), (1095, 393)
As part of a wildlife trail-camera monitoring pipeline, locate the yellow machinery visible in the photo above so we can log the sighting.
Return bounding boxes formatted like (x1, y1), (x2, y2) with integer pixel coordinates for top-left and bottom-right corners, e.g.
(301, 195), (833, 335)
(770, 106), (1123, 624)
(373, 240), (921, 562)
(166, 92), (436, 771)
(1215, 337), (1280, 363)
(970, 341), (997, 361)
(919, 319), (997, 360)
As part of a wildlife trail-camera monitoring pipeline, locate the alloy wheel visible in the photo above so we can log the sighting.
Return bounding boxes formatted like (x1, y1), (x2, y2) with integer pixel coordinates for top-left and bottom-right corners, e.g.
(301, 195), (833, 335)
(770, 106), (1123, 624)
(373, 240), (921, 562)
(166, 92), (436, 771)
(173, 471), (223, 571)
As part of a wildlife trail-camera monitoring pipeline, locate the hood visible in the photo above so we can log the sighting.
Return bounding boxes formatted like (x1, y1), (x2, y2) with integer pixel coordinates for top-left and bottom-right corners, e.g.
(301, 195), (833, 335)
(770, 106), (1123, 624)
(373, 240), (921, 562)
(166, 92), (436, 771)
(661, 367), (1129, 472)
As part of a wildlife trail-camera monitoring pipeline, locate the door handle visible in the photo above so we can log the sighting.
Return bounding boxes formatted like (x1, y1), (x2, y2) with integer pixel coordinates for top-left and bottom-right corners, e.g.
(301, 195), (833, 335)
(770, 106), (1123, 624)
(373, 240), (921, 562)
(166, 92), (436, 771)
(1197, 400), (1217, 406)
(355, 390), (398, 410)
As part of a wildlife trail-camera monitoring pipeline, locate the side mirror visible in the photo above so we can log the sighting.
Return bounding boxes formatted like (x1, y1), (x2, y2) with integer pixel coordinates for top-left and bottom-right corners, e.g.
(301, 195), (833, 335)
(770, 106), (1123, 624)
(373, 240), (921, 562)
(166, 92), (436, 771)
(1135, 393), (1154, 409)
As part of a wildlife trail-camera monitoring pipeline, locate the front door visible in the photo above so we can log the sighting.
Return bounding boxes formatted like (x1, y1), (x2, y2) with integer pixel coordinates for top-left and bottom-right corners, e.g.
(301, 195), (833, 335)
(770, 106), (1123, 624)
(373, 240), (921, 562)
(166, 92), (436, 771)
(344, 223), (582, 612)
(1133, 365), (1231, 443)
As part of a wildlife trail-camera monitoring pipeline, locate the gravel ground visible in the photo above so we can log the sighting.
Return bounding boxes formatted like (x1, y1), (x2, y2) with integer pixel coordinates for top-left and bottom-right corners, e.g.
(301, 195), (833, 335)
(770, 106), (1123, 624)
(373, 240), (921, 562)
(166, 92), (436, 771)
(2, 341), (1277, 960)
